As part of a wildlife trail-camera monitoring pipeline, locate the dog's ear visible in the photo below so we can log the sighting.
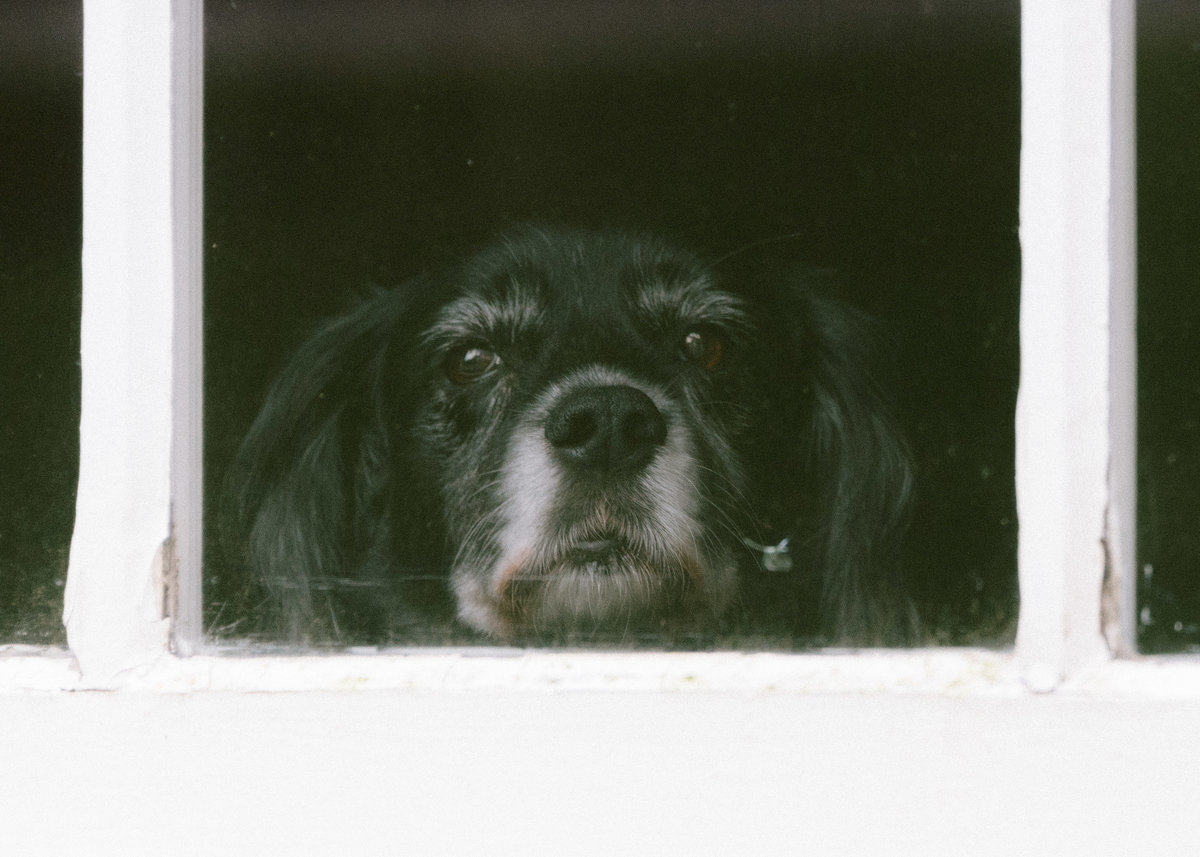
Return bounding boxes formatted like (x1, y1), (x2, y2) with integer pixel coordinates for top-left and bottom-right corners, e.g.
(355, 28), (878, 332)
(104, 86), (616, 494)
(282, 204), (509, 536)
(776, 286), (917, 644)
(221, 286), (424, 640)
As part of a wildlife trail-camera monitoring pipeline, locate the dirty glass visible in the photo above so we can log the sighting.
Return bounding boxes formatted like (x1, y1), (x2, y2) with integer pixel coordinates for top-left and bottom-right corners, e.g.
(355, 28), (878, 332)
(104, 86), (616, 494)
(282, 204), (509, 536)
(204, 1), (1020, 647)
(0, 2), (81, 644)
(1138, 1), (1200, 654)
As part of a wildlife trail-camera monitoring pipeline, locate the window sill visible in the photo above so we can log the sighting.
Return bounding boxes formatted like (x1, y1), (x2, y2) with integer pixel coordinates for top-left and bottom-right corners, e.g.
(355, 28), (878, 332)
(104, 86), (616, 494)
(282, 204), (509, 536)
(5, 644), (1200, 699)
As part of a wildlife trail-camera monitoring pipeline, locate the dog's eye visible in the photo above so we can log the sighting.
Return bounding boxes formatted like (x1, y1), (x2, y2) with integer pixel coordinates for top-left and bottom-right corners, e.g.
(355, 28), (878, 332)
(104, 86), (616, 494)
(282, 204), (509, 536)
(679, 328), (728, 370)
(445, 346), (500, 385)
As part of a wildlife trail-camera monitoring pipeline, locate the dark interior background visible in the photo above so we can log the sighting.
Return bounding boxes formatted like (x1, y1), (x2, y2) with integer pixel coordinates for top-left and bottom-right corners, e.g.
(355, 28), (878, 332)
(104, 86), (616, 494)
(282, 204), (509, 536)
(1138, 0), (1200, 654)
(0, 2), (81, 644)
(203, 0), (1022, 645)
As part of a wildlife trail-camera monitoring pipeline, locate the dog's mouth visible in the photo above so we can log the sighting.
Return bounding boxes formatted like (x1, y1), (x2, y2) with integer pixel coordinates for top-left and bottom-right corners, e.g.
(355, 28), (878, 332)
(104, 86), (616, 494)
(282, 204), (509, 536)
(484, 526), (713, 638)
(449, 499), (743, 640)
(500, 529), (660, 590)
(560, 535), (627, 571)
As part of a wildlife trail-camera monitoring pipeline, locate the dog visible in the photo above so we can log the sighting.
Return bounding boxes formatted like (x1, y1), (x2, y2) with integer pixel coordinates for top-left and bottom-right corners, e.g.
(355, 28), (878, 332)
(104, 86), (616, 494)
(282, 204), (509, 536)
(223, 225), (915, 645)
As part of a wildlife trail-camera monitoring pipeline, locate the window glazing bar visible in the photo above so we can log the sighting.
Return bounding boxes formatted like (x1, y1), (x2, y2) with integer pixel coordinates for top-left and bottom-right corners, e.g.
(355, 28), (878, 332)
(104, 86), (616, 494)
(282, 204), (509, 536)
(66, 0), (203, 681)
(1016, 0), (1138, 686)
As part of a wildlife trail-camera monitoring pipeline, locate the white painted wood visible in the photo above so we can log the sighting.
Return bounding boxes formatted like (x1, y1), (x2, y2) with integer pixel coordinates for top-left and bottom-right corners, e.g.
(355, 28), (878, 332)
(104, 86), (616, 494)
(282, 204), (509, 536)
(1015, 0), (1128, 685)
(169, 0), (205, 654)
(10, 645), (1200, 701)
(1106, 0), (1139, 655)
(66, 0), (178, 680)
(1, 684), (1198, 857)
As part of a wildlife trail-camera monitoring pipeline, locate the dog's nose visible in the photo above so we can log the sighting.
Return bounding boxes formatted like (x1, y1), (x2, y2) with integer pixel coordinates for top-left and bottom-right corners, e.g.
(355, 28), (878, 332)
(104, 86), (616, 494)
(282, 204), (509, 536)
(544, 385), (667, 474)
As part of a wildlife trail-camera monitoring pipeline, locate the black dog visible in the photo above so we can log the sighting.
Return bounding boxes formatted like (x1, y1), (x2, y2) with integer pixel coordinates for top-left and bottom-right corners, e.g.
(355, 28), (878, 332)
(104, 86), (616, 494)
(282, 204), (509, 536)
(224, 226), (915, 645)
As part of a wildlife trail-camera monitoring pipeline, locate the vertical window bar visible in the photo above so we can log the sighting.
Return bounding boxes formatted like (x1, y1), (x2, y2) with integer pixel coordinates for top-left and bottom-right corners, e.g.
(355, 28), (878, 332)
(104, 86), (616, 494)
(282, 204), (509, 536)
(170, 0), (205, 654)
(1106, 0), (1138, 656)
(66, 1), (199, 680)
(1016, 0), (1137, 686)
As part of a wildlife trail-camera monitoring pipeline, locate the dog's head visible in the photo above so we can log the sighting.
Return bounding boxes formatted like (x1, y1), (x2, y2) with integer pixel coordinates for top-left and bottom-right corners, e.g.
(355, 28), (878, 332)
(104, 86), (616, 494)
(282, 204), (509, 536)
(226, 226), (915, 644)
(418, 230), (760, 637)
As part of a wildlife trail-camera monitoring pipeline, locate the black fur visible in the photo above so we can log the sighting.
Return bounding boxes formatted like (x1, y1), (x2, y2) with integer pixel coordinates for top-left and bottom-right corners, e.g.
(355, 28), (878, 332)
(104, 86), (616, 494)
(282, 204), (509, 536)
(223, 226), (915, 645)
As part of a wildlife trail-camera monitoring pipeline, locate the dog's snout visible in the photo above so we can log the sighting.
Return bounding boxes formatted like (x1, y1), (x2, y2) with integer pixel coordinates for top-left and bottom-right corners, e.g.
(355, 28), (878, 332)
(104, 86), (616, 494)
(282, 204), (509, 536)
(545, 385), (667, 473)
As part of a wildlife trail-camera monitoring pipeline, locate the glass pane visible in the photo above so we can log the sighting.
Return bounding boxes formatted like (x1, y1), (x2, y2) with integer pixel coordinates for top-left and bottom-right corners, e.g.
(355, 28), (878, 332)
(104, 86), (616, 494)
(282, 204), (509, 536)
(0, 2), (81, 644)
(205, 1), (1020, 647)
(1138, 1), (1200, 653)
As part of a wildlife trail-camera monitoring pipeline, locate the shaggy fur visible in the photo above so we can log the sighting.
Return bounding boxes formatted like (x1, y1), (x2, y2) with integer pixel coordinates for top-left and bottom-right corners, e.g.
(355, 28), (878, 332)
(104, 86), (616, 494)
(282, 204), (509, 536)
(223, 226), (915, 645)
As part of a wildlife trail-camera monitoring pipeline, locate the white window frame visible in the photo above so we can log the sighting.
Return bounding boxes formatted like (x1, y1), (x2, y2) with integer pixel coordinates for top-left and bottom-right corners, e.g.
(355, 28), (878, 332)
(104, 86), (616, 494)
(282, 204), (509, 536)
(4, 2), (1200, 853)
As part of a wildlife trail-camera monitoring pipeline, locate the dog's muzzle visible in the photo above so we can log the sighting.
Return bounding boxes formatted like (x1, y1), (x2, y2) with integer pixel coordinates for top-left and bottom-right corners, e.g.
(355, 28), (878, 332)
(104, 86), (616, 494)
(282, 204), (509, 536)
(451, 367), (739, 639)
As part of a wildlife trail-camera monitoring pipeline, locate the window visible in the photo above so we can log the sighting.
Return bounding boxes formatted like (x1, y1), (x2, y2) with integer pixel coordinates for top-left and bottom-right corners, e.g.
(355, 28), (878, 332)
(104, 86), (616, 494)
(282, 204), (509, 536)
(204, 1), (1020, 647)
(5, 3), (1200, 854)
